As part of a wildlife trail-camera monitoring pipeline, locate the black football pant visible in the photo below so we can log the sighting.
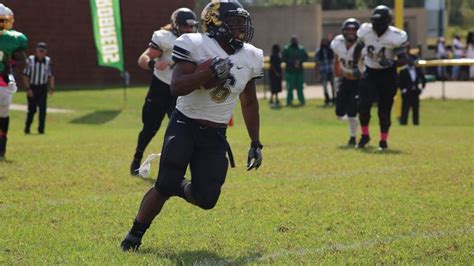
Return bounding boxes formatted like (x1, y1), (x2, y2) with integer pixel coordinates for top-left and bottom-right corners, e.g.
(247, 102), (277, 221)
(25, 85), (48, 133)
(400, 91), (420, 125)
(155, 110), (229, 210)
(336, 78), (359, 118)
(358, 67), (398, 133)
(133, 76), (177, 162)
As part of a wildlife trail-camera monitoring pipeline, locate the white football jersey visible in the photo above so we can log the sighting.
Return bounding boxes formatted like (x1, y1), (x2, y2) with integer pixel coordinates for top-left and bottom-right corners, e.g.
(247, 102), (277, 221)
(330, 34), (358, 75)
(357, 23), (407, 69)
(172, 33), (263, 124)
(149, 29), (177, 84)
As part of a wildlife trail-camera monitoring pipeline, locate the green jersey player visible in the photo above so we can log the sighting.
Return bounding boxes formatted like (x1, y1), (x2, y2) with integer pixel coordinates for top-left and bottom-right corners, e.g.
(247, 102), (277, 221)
(0, 3), (28, 159)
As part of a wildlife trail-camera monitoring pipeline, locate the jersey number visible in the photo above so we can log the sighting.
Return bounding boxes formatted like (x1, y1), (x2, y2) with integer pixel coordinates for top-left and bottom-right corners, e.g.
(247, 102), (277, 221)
(210, 75), (235, 103)
(340, 58), (353, 68)
(367, 46), (386, 59)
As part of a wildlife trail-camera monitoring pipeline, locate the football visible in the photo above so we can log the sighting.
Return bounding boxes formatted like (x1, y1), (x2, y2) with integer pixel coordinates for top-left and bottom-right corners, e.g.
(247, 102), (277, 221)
(195, 58), (221, 89)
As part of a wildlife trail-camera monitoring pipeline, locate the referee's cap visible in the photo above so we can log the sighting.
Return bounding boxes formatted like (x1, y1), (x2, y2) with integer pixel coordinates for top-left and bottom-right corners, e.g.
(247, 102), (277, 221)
(37, 42), (47, 49)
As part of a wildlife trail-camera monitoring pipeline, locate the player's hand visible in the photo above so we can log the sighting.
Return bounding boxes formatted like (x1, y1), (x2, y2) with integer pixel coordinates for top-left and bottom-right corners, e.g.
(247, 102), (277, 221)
(247, 141), (263, 171)
(27, 89), (33, 98)
(379, 58), (394, 67)
(351, 68), (362, 78)
(209, 57), (232, 81)
(7, 82), (17, 94)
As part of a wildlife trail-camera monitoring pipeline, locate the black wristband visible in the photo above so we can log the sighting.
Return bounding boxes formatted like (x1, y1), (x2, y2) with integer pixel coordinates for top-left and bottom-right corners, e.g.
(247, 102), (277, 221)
(251, 140), (263, 149)
(148, 59), (156, 70)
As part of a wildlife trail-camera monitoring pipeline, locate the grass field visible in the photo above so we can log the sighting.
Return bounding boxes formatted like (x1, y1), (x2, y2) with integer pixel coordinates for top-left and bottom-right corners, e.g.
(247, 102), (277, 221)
(1, 88), (473, 264)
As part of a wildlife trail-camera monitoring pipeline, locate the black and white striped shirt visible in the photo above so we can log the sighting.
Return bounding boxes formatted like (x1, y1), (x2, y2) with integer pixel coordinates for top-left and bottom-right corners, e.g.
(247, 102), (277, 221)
(23, 55), (53, 86)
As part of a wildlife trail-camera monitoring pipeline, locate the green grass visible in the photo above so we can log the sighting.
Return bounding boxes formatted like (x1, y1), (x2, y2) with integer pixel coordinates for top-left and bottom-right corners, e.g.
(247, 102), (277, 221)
(1, 88), (473, 264)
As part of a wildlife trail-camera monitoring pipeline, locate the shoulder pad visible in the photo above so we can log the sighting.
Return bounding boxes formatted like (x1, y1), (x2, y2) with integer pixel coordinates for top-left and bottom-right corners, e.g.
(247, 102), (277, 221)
(357, 23), (372, 39)
(330, 35), (344, 50)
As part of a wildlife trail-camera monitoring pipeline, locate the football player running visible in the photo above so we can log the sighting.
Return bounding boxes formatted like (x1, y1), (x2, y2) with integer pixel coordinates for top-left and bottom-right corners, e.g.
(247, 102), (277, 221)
(0, 4), (27, 159)
(330, 18), (361, 147)
(130, 8), (198, 175)
(353, 5), (408, 150)
(120, 0), (263, 251)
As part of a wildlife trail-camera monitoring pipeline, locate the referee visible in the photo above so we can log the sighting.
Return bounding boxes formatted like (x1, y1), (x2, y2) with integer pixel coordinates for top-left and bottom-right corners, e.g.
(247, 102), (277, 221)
(23, 42), (54, 134)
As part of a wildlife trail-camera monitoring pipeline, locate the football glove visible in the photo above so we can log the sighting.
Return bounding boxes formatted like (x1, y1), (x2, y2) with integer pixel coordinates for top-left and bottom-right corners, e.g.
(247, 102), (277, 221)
(210, 57), (233, 81)
(247, 141), (263, 171)
(351, 68), (362, 78)
(379, 58), (394, 68)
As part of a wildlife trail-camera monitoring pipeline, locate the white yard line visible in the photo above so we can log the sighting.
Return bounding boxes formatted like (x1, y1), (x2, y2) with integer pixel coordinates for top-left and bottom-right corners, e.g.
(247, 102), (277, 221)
(10, 103), (74, 113)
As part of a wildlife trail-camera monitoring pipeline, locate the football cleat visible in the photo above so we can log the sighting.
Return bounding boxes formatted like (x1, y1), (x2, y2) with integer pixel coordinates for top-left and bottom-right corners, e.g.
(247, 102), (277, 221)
(379, 140), (388, 151)
(120, 232), (142, 252)
(356, 135), (370, 148)
(347, 136), (356, 147)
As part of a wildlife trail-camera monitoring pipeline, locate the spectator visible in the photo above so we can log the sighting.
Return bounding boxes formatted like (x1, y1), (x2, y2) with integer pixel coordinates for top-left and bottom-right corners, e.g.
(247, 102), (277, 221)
(466, 32), (474, 80)
(282, 35), (308, 106)
(315, 37), (336, 106)
(451, 35), (463, 80)
(269, 44), (282, 107)
(23, 42), (54, 135)
(436, 37), (448, 80)
(399, 54), (426, 125)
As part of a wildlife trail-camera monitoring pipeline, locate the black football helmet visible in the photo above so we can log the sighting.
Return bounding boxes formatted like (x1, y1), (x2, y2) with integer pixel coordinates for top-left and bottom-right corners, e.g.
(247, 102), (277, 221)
(341, 18), (360, 43)
(371, 5), (392, 36)
(171, 8), (198, 36)
(201, 0), (254, 50)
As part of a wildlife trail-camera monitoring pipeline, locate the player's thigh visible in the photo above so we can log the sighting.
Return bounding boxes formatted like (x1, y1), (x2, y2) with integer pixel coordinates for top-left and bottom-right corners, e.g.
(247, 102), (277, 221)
(190, 131), (229, 197)
(358, 77), (376, 108)
(0, 93), (12, 117)
(155, 115), (195, 196)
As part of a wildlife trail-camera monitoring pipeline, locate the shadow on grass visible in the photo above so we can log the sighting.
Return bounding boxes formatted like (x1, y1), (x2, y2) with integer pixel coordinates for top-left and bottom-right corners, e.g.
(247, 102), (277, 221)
(70, 109), (122, 125)
(337, 145), (356, 150)
(139, 248), (262, 265)
(358, 146), (404, 155)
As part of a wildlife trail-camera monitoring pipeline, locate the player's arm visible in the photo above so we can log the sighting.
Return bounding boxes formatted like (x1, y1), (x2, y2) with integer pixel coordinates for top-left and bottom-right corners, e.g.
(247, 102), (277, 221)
(240, 78), (260, 144)
(170, 61), (212, 96)
(138, 47), (165, 71)
(240, 78), (262, 170)
(393, 45), (408, 67)
(352, 40), (365, 66)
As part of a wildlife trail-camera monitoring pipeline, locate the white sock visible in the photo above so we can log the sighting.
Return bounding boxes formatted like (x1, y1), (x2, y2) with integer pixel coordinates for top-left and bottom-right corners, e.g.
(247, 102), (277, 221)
(348, 117), (358, 137)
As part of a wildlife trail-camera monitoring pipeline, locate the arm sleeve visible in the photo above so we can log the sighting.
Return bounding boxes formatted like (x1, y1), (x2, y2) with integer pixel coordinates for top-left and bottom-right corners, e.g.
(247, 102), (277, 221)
(172, 34), (197, 64)
(149, 30), (171, 51)
(251, 48), (264, 79)
(16, 33), (28, 52)
(48, 59), (53, 76)
(23, 57), (31, 76)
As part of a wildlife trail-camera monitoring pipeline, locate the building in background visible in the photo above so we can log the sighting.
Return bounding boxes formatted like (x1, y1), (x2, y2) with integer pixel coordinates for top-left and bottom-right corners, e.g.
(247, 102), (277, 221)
(3, 0), (195, 87)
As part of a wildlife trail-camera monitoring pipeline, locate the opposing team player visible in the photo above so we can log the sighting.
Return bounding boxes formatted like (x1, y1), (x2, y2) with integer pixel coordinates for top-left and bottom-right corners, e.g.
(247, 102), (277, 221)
(120, 0), (263, 251)
(0, 4), (27, 159)
(330, 18), (361, 146)
(130, 8), (198, 175)
(353, 5), (408, 150)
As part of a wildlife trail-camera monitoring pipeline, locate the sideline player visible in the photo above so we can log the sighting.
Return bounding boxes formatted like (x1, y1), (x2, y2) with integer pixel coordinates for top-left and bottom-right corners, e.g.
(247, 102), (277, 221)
(330, 18), (361, 146)
(353, 5), (408, 150)
(0, 4), (27, 159)
(130, 8), (198, 175)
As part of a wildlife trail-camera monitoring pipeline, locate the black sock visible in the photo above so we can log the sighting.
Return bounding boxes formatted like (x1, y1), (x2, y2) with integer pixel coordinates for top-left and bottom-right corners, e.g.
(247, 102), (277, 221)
(0, 117), (9, 137)
(130, 219), (150, 238)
